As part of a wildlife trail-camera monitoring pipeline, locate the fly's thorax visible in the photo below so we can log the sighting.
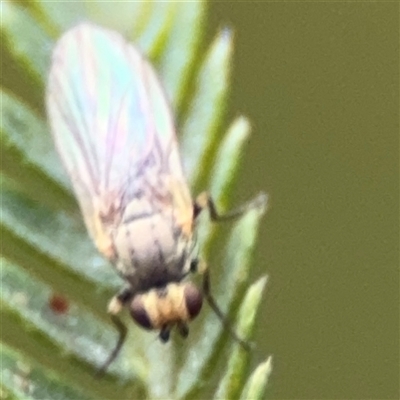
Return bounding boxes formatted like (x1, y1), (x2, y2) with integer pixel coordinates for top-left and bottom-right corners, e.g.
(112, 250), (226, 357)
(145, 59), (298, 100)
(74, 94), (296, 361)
(111, 198), (194, 285)
(129, 282), (203, 330)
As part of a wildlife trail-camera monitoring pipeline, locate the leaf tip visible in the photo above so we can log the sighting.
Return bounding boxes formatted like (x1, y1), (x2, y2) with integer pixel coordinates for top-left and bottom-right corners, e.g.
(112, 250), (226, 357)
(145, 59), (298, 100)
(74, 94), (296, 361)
(248, 192), (269, 218)
(212, 26), (234, 59)
(1, 1), (13, 26)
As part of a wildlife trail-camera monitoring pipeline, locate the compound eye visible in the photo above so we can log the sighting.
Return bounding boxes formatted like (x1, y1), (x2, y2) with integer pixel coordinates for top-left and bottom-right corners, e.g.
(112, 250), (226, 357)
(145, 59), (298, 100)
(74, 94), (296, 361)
(184, 284), (203, 320)
(130, 296), (153, 329)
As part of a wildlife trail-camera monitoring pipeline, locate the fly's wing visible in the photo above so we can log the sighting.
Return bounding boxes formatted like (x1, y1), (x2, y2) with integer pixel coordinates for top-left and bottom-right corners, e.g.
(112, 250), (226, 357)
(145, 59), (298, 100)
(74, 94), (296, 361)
(46, 23), (192, 259)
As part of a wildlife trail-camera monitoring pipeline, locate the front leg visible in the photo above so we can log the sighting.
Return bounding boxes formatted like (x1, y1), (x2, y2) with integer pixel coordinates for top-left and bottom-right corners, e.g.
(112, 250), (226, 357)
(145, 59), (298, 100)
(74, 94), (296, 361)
(97, 286), (134, 376)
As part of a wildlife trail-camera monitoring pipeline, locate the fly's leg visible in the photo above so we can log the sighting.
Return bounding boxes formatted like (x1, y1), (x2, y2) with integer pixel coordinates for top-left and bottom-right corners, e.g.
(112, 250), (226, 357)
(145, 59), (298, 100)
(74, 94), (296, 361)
(200, 263), (252, 351)
(97, 315), (127, 376)
(97, 287), (134, 377)
(194, 191), (267, 221)
(159, 326), (171, 342)
(192, 192), (266, 349)
(177, 322), (189, 338)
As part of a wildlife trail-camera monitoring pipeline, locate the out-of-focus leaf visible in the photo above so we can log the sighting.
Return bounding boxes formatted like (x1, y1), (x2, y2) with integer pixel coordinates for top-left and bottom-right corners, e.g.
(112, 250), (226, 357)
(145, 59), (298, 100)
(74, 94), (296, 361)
(213, 276), (268, 400)
(210, 116), (252, 208)
(1, 346), (90, 400)
(1, 187), (117, 291)
(158, 0), (206, 111)
(0, 304), (139, 400)
(27, 0), (87, 33)
(135, 1), (176, 59)
(1, 90), (74, 211)
(181, 28), (234, 188)
(239, 357), (273, 400)
(1, 1), (271, 398)
(1, 2), (52, 83)
(0, 2), (52, 113)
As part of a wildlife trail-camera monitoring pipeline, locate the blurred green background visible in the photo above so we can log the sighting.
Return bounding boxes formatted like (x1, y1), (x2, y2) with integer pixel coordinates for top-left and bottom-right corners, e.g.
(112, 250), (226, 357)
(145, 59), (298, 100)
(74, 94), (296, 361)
(209, 2), (398, 399)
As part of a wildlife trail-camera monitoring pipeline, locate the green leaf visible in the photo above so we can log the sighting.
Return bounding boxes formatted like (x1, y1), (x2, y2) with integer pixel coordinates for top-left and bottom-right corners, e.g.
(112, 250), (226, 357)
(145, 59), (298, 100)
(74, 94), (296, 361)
(239, 357), (273, 400)
(213, 277), (268, 400)
(0, 2), (52, 114)
(158, 0), (206, 110)
(1, 1), (271, 399)
(134, 2), (176, 59)
(1, 345), (91, 400)
(180, 28), (234, 188)
(1, 90), (75, 211)
(1, 2), (52, 84)
(209, 116), (252, 208)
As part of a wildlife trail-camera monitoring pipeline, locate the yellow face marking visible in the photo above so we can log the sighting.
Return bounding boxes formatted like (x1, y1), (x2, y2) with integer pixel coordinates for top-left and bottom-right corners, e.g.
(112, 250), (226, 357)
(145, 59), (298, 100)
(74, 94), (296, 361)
(141, 284), (190, 329)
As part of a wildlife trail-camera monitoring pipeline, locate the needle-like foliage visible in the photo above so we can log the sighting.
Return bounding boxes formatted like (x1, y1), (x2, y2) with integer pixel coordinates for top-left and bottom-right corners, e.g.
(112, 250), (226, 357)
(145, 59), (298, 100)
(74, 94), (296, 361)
(1, 1), (272, 399)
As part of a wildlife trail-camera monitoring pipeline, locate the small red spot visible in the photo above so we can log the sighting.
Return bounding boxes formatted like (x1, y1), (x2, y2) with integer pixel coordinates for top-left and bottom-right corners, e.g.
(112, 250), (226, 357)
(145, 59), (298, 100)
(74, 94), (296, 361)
(49, 293), (69, 314)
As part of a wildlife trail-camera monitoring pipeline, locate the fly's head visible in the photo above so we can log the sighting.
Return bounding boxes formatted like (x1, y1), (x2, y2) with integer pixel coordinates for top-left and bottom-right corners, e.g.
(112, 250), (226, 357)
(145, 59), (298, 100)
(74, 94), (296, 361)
(129, 282), (203, 340)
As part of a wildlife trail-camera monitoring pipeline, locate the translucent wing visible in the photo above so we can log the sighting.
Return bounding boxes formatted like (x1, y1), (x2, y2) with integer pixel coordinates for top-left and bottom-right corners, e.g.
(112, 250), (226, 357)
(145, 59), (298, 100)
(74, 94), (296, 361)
(46, 23), (192, 258)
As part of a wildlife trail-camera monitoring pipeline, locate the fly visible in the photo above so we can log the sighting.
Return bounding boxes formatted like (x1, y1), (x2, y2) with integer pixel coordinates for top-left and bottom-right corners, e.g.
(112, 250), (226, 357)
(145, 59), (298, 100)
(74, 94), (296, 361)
(46, 23), (266, 374)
